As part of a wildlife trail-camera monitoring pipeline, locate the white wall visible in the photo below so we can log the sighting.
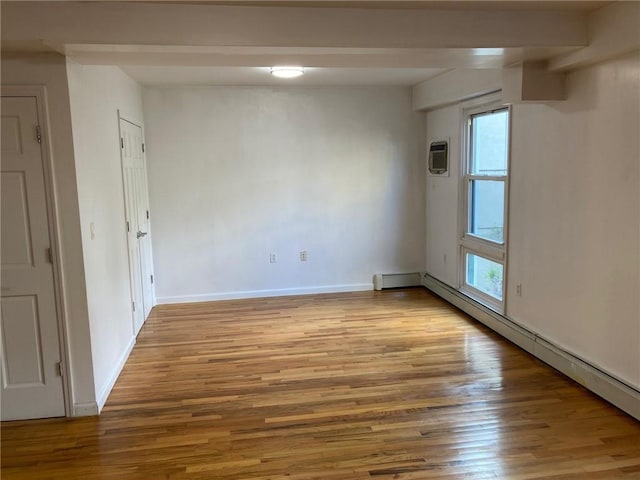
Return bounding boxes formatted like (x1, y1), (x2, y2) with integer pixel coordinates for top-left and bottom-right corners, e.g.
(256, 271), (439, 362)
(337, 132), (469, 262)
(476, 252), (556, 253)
(424, 52), (640, 389)
(66, 63), (144, 409)
(425, 105), (461, 287)
(1, 54), (97, 414)
(507, 53), (640, 388)
(144, 86), (425, 302)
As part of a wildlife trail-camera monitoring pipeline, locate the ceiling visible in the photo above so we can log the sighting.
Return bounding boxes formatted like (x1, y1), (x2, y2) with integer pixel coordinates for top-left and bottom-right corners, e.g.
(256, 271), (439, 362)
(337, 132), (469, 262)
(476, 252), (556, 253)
(118, 65), (447, 86)
(2, 1), (620, 87)
(70, 0), (610, 11)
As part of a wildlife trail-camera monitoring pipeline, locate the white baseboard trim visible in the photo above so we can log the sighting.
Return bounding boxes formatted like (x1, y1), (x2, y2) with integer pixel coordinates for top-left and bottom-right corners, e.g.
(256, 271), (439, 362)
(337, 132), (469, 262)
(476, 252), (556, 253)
(72, 402), (99, 417)
(156, 283), (373, 305)
(96, 336), (136, 413)
(422, 274), (640, 421)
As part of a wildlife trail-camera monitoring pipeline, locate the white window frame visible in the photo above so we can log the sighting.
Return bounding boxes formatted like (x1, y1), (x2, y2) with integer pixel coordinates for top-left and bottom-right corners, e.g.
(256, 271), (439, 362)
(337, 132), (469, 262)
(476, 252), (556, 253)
(458, 99), (511, 313)
(461, 247), (505, 311)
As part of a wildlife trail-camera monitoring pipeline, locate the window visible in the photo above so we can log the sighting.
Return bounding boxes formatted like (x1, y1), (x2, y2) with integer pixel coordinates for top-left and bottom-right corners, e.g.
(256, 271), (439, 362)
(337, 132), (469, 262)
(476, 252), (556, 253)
(465, 252), (503, 301)
(460, 104), (510, 312)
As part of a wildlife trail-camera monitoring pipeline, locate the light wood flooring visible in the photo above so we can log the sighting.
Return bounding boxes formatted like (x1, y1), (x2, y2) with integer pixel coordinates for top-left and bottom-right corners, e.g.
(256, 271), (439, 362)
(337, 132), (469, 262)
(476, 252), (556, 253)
(2, 288), (639, 479)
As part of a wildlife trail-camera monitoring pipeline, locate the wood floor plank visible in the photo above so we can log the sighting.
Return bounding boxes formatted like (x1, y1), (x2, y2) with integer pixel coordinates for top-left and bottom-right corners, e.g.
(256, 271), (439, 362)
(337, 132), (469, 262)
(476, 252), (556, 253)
(2, 288), (639, 479)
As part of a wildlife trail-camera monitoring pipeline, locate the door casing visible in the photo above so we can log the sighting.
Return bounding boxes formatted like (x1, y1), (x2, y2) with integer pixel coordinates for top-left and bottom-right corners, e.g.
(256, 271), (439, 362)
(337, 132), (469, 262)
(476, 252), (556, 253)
(1, 85), (71, 418)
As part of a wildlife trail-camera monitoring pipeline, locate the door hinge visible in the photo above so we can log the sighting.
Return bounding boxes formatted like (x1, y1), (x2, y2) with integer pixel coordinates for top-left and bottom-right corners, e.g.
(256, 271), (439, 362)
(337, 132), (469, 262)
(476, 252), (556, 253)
(46, 247), (53, 264)
(36, 125), (42, 144)
(120, 137), (124, 149)
(142, 143), (145, 153)
(150, 274), (154, 284)
(146, 210), (149, 220)
(132, 301), (136, 312)
(126, 221), (130, 232)
(56, 361), (65, 377)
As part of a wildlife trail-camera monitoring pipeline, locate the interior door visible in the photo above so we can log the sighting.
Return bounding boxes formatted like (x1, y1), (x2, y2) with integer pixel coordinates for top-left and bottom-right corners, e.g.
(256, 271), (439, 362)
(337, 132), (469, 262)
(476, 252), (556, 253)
(137, 148), (154, 319)
(1, 96), (66, 420)
(120, 118), (154, 334)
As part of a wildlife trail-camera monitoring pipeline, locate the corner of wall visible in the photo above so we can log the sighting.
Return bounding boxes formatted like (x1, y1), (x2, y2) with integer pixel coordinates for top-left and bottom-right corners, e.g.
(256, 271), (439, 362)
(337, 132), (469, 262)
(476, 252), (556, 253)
(72, 402), (99, 417)
(2, 53), (98, 415)
(96, 336), (136, 412)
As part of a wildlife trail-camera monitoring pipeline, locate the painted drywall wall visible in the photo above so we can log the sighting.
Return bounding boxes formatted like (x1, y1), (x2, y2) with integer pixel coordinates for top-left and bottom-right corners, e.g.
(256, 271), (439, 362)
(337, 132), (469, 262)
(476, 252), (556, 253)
(424, 53), (640, 389)
(507, 52), (640, 388)
(66, 63), (144, 409)
(1, 53), (97, 414)
(143, 86), (425, 302)
(425, 105), (460, 287)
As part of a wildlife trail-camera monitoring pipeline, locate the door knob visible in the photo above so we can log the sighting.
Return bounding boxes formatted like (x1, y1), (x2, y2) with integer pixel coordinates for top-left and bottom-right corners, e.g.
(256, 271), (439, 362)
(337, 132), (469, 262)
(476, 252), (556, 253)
(136, 231), (148, 239)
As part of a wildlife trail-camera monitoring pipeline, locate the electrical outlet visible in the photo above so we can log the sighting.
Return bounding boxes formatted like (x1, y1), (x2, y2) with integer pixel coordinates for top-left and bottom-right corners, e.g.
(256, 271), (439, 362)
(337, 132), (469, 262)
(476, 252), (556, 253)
(516, 283), (522, 296)
(269, 253), (277, 263)
(443, 253), (447, 264)
(300, 251), (308, 262)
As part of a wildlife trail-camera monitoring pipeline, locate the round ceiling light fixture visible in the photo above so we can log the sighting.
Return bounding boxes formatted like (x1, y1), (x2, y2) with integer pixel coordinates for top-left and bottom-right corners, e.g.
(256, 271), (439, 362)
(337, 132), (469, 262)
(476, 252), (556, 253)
(270, 66), (305, 79)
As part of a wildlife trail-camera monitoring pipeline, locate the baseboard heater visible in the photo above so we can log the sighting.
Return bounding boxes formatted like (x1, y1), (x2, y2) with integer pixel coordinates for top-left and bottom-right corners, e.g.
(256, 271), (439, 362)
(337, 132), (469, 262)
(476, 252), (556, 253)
(422, 273), (640, 421)
(373, 272), (422, 290)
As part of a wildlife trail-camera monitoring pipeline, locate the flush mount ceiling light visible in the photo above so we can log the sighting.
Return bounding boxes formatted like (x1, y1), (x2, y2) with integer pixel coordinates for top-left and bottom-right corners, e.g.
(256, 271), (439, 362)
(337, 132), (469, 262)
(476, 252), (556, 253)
(270, 66), (305, 79)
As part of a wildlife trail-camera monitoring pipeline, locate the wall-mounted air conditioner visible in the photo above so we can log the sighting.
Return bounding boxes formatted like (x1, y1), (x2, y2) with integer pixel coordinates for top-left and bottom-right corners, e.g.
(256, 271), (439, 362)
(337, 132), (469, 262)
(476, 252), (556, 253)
(428, 140), (449, 176)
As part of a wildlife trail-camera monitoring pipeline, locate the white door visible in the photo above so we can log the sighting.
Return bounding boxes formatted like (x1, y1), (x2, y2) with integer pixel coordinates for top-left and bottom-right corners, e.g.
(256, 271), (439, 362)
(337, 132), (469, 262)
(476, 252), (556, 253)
(120, 118), (154, 334)
(1, 96), (66, 420)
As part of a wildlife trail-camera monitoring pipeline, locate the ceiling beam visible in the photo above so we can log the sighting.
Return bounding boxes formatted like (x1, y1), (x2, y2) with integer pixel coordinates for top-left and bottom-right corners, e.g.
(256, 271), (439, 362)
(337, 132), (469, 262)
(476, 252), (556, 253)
(54, 45), (579, 69)
(503, 61), (566, 103)
(2, 2), (588, 53)
(412, 68), (501, 110)
(548, 1), (640, 71)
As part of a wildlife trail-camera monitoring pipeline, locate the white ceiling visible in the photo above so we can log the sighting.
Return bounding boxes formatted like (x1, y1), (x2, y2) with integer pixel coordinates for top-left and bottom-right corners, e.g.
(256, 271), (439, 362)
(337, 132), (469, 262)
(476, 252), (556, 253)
(3, 1), (617, 87)
(120, 65), (447, 86)
(64, 0), (610, 11)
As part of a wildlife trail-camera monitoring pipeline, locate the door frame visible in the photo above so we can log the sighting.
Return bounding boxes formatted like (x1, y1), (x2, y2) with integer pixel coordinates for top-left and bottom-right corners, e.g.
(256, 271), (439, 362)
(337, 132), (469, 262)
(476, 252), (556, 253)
(1, 85), (71, 417)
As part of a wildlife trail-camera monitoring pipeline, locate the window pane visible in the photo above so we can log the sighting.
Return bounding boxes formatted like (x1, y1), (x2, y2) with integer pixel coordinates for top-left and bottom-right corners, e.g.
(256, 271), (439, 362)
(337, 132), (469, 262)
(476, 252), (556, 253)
(470, 180), (504, 243)
(466, 253), (503, 300)
(471, 109), (508, 175)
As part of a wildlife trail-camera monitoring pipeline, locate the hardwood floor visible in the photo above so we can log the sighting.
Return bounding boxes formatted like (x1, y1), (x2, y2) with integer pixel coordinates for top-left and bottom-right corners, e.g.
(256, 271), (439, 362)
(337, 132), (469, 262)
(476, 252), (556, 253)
(2, 288), (639, 479)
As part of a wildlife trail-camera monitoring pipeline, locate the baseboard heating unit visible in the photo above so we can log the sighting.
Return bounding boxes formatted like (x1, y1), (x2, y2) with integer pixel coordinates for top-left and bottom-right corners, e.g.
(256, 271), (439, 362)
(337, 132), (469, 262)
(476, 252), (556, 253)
(373, 272), (422, 290)
(422, 273), (640, 421)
